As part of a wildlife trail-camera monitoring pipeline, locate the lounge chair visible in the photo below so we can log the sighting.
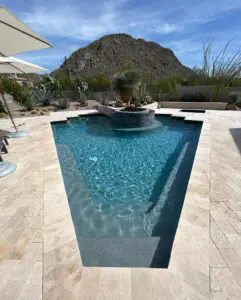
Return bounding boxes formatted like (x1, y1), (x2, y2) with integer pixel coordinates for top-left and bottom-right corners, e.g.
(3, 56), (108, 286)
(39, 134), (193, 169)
(0, 135), (17, 177)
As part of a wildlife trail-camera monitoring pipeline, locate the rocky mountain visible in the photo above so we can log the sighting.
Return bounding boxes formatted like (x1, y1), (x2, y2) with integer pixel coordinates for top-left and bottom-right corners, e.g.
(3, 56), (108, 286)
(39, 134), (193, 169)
(57, 33), (192, 79)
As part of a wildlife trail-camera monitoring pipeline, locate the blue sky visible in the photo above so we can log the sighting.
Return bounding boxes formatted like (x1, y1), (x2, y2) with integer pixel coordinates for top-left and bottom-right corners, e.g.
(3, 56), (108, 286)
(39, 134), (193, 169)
(2, 0), (241, 72)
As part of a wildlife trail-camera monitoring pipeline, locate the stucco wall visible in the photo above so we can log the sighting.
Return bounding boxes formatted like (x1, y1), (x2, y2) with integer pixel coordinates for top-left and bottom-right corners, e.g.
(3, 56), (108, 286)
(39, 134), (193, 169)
(176, 85), (241, 102)
(150, 86), (241, 102)
(159, 102), (227, 110)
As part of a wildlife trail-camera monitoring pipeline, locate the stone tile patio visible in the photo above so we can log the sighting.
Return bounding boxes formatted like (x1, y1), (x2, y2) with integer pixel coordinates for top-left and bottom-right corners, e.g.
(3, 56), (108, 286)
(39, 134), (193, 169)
(0, 109), (241, 299)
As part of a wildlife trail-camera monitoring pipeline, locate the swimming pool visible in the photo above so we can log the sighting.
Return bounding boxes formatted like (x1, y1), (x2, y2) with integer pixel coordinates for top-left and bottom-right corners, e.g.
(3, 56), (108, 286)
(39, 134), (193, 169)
(51, 115), (201, 267)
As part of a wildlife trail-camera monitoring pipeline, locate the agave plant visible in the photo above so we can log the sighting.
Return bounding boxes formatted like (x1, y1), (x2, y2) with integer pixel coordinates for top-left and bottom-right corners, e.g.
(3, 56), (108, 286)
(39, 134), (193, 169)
(33, 84), (53, 106)
(24, 91), (40, 111)
(40, 75), (62, 99)
(77, 90), (87, 104)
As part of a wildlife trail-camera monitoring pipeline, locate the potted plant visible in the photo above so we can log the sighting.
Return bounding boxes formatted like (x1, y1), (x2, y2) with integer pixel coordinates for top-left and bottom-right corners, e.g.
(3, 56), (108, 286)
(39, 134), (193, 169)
(113, 71), (140, 110)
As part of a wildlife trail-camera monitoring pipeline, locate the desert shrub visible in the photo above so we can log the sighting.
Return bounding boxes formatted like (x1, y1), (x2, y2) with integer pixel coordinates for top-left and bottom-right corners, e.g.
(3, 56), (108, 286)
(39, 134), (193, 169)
(95, 92), (104, 103)
(147, 75), (182, 101)
(140, 95), (153, 104)
(57, 97), (70, 109)
(39, 110), (45, 115)
(186, 40), (241, 100)
(0, 112), (6, 118)
(230, 78), (241, 87)
(77, 91), (87, 104)
(0, 76), (29, 104)
(73, 79), (88, 104)
(91, 92), (110, 105)
(53, 71), (72, 89)
(42, 108), (49, 113)
(24, 92), (40, 111)
(86, 74), (111, 92)
(228, 92), (241, 107)
(31, 110), (38, 114)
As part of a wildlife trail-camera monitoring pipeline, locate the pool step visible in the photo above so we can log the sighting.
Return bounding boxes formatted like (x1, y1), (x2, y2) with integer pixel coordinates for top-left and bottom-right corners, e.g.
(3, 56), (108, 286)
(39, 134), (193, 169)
(79, 236), (173, 268)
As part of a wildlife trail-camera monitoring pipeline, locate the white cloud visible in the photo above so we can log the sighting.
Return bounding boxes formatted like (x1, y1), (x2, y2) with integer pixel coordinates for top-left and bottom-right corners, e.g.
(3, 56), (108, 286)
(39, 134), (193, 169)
(16, 43), (83, 71)
(163, 37), (241, 68)
(169, 0), (241, 27)
(20, 1), (181, 41)
(164, 39), (201, 55)
(12, 0), (241, 70)
(19, 0), (241, 43)
(154, 24), (179, 34)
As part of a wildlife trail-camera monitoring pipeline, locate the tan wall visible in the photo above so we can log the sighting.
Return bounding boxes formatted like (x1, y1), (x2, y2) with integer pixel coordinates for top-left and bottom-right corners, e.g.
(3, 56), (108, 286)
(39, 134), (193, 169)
(176, 85), (241, 102)
(159, 102), (227, 110)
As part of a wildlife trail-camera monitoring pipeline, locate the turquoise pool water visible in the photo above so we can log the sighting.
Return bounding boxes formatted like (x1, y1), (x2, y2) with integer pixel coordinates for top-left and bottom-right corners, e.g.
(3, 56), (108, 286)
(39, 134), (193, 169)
(52, 115), (201, 267)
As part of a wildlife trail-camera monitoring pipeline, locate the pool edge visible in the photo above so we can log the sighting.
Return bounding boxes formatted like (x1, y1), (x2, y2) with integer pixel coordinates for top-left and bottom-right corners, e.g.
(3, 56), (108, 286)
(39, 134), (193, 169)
(44, 110), (211, 297)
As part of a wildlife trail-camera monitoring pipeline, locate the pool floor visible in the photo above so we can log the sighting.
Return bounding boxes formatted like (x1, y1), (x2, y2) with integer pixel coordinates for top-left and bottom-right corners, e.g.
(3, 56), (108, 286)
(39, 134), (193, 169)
(52, 115), (201, 267)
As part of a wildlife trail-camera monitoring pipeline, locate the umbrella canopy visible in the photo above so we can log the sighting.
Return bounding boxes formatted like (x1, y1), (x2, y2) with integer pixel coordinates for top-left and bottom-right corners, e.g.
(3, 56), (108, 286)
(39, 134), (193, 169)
(0, 5), (52, 56)
(0, 57), (47, 135)
(0, 56), (47, 73)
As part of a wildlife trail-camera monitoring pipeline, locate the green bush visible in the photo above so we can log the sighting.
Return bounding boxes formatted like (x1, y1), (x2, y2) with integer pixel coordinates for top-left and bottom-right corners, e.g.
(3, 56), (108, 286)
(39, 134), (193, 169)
(0, 112), (6, 118)
(147, 75), (182, 94)
(53, 71), (72, 89)
(86, 74), (111, 92)
(140, 95), (153, 104)
(0, 75), (29, 104)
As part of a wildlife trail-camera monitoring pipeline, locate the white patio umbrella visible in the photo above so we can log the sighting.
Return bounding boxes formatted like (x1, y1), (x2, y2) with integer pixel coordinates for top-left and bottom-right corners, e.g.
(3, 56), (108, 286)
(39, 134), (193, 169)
(0, 6), (52, 56)
(0, 6), (51, 177)
(0, 56), (47, 137)
(0, 57), (47, 177)
(0, 56), (47, 73)
(0, 5), (51, 136)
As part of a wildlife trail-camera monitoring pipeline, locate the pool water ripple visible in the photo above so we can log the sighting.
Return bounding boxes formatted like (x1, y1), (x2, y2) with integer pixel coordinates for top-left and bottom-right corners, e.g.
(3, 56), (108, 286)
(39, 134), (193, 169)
(52, 115), (201, 239)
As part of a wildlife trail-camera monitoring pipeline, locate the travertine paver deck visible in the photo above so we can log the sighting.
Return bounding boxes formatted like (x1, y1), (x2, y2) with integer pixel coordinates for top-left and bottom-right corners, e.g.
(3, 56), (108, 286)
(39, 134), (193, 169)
(0, 109), (241, 299)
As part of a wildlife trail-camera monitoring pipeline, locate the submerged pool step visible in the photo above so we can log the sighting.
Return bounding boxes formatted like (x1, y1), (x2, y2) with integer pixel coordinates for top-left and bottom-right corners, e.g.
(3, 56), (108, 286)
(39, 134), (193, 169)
(79, 236), (172, 268)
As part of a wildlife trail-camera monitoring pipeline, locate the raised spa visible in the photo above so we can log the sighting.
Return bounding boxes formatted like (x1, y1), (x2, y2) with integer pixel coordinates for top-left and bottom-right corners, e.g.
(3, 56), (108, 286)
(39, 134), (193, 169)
(111, 108), (155, 127)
